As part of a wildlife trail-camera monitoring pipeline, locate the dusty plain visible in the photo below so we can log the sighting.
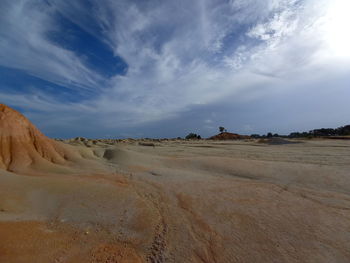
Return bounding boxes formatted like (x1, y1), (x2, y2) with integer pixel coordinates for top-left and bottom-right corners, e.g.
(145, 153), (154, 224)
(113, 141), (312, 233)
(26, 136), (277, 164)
(1, 137), (350, 262)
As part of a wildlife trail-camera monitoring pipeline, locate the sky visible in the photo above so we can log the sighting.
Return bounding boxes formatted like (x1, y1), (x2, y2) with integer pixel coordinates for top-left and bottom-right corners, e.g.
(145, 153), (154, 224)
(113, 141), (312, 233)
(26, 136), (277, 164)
(0, 0), (349, 138)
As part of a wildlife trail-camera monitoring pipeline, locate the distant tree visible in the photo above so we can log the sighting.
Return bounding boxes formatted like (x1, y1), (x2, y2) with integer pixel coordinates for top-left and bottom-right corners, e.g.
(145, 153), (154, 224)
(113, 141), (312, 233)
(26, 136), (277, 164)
(286, 124), (350, 138)
(289, 131), (313, 138)
(310, 128), (336, 137)
(303, 132), (311, 137)
(267, 132), (273, 138)
(185, 133), (201, 140)
(289, 132), (300, 138)
(219, 126), (226, 133)
(273, 133), (279, 137)
(337, 125), (350, 135)
(250, 134), (261, 138)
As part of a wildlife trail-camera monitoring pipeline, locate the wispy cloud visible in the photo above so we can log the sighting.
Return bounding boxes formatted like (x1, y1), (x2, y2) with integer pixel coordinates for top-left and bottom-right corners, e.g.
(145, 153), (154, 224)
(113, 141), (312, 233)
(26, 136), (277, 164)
(0, 0), (349, 137)
(0, 0), (104, 91)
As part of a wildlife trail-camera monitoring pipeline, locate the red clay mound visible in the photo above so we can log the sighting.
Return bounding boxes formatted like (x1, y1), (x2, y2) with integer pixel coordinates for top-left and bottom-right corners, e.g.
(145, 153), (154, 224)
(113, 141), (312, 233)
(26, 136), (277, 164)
(209, 132), (250, 140)
(0, 104), (69, 172)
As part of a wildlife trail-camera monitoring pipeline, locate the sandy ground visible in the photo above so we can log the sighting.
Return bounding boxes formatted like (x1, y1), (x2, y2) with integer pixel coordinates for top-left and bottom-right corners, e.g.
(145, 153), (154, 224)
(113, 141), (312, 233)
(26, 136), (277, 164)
(1, 139), (350, 262)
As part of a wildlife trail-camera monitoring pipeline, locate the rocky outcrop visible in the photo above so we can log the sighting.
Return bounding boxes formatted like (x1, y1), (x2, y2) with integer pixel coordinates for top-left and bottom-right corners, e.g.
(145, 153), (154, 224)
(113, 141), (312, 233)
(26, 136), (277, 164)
(0, 104), (68, 172)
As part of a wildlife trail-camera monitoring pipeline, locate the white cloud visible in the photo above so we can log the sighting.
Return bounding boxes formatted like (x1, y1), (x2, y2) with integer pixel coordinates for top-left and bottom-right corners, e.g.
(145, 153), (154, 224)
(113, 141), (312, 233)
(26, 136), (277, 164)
(0, 0), (349, 136)
(0, 0), (103, 91)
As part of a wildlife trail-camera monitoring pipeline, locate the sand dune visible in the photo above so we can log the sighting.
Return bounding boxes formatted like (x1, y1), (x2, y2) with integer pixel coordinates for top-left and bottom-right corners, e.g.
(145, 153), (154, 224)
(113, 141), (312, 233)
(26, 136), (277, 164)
(1, 105), (350, 262)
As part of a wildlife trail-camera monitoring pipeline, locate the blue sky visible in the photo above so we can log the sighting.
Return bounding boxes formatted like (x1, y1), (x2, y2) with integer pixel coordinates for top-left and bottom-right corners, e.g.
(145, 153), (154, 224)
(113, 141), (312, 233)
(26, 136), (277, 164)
(0, 0), (349, 138)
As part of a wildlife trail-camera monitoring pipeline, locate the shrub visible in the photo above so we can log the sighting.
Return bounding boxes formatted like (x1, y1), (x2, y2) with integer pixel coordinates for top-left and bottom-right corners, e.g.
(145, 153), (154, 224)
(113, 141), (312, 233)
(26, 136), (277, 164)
(185, 133), (201, 140)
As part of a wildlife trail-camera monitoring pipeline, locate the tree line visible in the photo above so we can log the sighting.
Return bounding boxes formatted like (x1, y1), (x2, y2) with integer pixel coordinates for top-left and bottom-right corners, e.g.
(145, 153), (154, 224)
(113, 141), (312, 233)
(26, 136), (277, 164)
(251, 125), (350, 138)
(184, 124), (350, 140)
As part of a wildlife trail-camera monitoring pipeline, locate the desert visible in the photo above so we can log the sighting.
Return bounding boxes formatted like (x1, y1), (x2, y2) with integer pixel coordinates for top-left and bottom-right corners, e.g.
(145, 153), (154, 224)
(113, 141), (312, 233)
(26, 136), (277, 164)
(2, 1), (350, 262)
(0, 104), (350, 263)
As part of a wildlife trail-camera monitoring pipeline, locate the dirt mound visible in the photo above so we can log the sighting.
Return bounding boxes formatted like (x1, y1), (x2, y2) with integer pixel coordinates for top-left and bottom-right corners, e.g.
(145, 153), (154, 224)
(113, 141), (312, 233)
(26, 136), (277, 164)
(209, 132), (250, 140)
(0, 104), (70, 172)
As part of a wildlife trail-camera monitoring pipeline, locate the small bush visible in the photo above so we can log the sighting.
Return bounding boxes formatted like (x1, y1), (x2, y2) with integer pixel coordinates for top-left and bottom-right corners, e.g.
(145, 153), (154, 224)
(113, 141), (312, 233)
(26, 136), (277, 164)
(185, 133), (201, 140)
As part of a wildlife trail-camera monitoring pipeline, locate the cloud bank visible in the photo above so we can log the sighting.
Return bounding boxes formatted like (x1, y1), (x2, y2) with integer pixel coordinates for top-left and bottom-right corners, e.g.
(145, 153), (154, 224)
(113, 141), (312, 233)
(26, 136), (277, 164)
(0, 0), (349, 138)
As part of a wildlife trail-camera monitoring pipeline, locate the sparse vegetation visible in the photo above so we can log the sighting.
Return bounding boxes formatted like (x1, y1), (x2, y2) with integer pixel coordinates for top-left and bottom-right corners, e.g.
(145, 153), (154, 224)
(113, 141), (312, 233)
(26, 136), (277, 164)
(249, 124), (350, 139)
(185, 133), (201, 140)
(219, 126), (227, 133)
(250, 134), (261, 139)
(289, 125), (350, 138)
